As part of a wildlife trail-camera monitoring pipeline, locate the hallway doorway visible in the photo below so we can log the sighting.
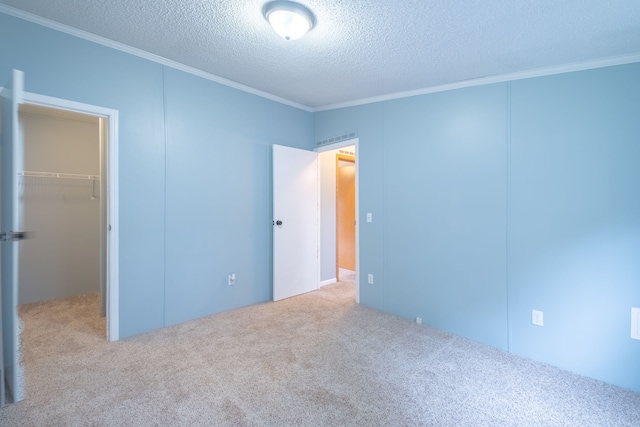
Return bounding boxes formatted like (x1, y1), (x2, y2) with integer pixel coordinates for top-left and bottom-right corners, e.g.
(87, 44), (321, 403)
(317, 140), (358, 301)
(336, 153), (355, 280)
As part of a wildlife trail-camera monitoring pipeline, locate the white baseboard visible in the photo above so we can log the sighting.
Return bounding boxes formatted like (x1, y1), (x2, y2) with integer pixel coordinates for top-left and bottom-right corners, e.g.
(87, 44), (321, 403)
(320, 278), (337, 287)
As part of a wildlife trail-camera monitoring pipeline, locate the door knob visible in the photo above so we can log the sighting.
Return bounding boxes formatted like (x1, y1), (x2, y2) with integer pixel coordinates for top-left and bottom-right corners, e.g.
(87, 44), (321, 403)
(276, 220), (283, 226)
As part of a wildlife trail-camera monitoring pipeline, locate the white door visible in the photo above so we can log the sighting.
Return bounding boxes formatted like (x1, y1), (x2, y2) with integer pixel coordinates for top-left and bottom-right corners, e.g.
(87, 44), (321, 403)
(0, 69), (25, 405)
(272, 144), (318, 301)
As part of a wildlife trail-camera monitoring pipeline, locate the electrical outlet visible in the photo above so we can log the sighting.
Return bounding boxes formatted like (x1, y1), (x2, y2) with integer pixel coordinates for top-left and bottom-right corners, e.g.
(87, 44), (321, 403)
(228, 273), (236, 286)
(632, 307), (640, 340)
(366, 213), (372, 223)
(416, 317), (422, 324)
(532, 309), (544, 327)
(367, 274), (373, 284)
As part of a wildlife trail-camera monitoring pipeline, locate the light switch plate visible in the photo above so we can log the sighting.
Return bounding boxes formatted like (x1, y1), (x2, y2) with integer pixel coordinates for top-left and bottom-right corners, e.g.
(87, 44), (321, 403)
(632, 307), (640, 340)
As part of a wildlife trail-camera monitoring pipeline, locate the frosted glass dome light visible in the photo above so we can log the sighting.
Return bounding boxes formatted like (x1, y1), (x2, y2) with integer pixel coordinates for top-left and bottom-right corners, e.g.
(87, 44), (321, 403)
(264, 1), (315, 41)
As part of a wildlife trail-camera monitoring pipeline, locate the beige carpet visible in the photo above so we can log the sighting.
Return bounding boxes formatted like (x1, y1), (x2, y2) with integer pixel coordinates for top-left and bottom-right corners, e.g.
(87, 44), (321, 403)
(338, 268), (356, 283)
(1, 279), (639, 426)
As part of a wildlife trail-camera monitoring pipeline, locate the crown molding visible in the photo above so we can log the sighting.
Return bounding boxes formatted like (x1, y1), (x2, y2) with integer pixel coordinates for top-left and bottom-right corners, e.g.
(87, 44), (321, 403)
(0, 5), (313, 112)
(4, 5), (638, 115)
(313, 53), (640, 112)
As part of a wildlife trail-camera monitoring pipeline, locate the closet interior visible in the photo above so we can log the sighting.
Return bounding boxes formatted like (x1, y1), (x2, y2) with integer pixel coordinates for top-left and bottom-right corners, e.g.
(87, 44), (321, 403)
(18, 104), (104, 314)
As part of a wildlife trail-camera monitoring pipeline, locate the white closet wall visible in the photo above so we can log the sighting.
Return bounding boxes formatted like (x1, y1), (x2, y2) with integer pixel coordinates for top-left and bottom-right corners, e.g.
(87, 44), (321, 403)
(319, 149), (337, 282)
(19, 107), (100, 304)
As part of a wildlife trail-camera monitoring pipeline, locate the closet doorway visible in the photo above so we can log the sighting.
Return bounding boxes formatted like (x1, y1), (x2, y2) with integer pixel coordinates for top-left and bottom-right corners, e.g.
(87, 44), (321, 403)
(15, 90), (119, 344)
(2, 72), (118, 405)
(19, 104), (104, 316)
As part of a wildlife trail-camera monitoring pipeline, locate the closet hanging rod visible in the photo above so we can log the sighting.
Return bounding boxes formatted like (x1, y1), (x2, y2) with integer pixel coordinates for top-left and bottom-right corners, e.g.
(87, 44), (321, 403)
(18, 171), (100, 181)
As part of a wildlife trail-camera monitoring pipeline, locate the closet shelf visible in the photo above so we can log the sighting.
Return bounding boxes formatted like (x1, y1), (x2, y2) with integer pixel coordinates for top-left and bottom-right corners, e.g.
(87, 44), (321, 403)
(19, 170), (101, 200)
(19, 171), (99, 181)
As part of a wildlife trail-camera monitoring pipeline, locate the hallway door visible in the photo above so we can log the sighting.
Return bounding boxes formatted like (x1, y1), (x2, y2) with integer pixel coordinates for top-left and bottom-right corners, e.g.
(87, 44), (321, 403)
(272, 144), (318, 301)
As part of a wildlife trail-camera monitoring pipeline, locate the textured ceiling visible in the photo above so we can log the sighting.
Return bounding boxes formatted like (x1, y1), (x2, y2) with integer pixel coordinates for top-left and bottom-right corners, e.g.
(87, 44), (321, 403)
(2, 0), (640, 109)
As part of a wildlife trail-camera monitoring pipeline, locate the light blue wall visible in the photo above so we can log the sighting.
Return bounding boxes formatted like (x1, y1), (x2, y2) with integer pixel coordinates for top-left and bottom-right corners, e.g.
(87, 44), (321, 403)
(163, 68), (312, 326)
(509, 65), (640, 392)
(384, 84), (509, 350)
(315, 63), (640, 393)
(318, 86), (509, 350)
(0, 12), (313, 337)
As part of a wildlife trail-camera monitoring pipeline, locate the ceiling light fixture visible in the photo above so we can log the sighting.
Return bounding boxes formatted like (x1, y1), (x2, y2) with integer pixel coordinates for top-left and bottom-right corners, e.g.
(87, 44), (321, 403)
(263, 1), (315, 41)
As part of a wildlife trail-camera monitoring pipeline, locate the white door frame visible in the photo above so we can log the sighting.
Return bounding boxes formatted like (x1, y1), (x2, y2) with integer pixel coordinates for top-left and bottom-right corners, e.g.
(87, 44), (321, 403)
(315, 138), (360, 304)
(22, 91), (119, 341)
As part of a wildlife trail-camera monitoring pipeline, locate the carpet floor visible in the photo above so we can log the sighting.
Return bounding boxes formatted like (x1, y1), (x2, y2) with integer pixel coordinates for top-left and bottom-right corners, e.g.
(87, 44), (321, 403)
(1, 279), (639, 426)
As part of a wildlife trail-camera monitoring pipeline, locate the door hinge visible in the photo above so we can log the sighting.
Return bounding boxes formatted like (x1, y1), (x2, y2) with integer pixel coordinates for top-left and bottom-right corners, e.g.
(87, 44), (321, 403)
(0, 231), (27, 242)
